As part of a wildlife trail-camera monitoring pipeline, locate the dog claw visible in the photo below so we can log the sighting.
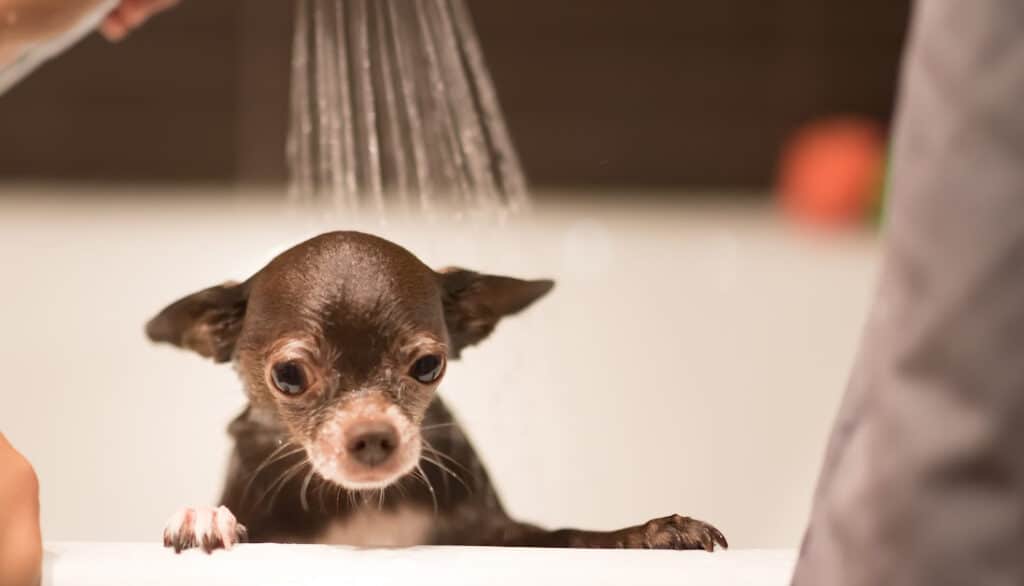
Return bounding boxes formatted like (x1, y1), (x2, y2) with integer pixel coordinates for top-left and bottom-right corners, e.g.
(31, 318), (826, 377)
(640, 514), (728, 551)
(162, 505), (247, 554)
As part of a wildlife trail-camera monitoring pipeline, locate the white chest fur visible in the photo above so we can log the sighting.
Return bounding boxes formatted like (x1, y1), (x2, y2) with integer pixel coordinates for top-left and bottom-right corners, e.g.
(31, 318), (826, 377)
(317, 507), (434, 547)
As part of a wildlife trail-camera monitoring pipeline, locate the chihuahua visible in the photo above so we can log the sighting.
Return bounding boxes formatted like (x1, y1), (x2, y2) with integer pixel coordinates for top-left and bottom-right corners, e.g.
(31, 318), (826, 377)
(148, 231), (727, 553)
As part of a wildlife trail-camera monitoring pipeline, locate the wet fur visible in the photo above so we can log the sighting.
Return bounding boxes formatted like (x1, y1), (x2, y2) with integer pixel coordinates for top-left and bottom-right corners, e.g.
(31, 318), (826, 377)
(148, 231), (727, 551)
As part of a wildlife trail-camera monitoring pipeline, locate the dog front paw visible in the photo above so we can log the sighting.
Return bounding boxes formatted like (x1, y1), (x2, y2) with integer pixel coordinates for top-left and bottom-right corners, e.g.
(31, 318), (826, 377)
(638, 514), (728, 552)
(163, 506), (248, 553)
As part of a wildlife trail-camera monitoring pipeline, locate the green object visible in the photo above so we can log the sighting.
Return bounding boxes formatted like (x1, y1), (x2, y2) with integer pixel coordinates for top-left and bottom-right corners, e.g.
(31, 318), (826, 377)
(871, 147), (893, 229)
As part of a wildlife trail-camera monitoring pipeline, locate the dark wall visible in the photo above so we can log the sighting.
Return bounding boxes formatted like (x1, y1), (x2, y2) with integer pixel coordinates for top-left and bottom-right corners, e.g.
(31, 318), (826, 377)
(0, 1), (910, 190)
(478, 1), (911, 188)
(0, 2), (245, 183)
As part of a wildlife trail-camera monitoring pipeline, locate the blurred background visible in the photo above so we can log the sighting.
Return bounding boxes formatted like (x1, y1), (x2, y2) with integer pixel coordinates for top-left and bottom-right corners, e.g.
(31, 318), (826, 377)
(0, 0), (909, 550)
(0, 0), (909, 190)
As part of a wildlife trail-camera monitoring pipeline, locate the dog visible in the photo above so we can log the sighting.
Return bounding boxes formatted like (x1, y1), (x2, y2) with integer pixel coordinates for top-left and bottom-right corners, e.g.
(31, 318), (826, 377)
(147, 231), (727, 553)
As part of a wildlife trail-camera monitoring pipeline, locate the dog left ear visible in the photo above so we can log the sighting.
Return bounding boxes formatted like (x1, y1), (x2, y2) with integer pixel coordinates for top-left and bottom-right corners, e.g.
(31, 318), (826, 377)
(439, 268), (554, 357)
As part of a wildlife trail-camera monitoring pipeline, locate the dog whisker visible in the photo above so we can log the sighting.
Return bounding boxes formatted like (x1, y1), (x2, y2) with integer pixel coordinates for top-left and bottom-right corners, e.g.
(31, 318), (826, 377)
(252, 460), (298, 510)
(413, 464), (439, 515)
(421, 438), (472, 476)
(420, 453), (471, 495)
(419, 423), (458, 432)
(261, 459), (310, 512)
(316, 479), (330, 513)
(241, 443), (304, 509)
(335, 482), (352, 514)
(421, 439), (473, 492)
(300, 468), (317, 512)
(393, 477), (408, 500)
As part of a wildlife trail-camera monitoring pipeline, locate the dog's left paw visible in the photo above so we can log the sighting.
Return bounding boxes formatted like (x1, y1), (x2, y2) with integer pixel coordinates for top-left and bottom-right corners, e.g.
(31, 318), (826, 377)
(162, 505), (248, 554)
(639, 514), (728, 552)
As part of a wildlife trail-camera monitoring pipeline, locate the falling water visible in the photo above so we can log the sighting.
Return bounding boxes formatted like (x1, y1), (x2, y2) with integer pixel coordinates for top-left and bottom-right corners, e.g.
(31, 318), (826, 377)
(287, 0), (529, 219)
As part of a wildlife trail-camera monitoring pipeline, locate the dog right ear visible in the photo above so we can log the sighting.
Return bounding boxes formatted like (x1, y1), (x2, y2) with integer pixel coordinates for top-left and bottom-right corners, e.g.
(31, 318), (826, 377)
(145, 281), (250, 363)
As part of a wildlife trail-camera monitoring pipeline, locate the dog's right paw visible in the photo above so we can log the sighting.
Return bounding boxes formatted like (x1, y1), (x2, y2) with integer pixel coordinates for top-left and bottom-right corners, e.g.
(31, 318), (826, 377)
(162, 505), (248, 553)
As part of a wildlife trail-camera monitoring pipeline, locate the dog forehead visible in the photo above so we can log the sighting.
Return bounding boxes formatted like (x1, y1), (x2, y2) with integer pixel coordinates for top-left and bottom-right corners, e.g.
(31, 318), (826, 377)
(248, 232), (444, 327)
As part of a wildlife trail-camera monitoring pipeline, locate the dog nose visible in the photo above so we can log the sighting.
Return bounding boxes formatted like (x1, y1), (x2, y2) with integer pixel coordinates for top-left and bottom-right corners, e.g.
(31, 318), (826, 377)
(345, 422), (399, 467)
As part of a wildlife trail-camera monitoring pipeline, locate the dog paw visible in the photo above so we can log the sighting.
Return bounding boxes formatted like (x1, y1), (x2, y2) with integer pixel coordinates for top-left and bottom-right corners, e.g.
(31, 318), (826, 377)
(639, 514), (728, 552)
(162, 506), (248, 553)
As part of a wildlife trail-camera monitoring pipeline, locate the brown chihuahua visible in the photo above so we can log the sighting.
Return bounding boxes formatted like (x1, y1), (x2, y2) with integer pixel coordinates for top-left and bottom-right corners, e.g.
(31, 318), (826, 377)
(148, 231), (727, 553)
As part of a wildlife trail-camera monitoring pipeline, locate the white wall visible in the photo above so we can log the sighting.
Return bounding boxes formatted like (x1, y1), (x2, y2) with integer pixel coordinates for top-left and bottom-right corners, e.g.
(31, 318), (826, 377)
(0, 187), (879, 548)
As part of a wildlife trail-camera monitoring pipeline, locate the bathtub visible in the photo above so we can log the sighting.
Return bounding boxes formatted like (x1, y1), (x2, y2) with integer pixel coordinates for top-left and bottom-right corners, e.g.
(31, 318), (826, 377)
(0, 186), (877, 582)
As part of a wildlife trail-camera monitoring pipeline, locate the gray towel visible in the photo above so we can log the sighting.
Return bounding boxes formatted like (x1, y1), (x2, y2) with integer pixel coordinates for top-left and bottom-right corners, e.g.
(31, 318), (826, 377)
(793, 2), (1024, 585)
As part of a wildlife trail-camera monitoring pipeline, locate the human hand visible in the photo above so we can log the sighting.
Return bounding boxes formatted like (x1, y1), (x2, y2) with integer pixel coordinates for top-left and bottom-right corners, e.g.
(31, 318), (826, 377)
(0, 0), (179, 63)
(100, 0), (179, 42)
(0, 433), (42, 586)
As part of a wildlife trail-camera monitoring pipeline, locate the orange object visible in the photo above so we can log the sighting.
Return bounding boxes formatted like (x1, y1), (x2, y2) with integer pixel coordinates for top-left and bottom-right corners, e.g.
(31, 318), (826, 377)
(777, 117), (886, 226)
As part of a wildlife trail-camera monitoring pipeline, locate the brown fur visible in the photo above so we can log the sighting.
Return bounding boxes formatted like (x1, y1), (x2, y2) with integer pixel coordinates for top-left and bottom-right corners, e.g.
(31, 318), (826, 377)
(148, 231), (727, 552)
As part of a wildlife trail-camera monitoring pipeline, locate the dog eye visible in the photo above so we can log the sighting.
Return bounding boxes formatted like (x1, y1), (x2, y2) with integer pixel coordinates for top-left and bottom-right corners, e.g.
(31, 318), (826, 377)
(271, 361), (309, 396)
(410, 354), (445, 384)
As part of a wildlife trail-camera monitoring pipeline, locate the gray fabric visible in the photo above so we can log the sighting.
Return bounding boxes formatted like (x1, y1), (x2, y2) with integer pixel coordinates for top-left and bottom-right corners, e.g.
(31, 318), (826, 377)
(792, 2), (1024, 585)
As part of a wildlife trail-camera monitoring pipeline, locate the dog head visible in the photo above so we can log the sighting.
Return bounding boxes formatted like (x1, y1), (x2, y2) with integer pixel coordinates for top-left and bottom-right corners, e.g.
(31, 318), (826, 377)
(146, 231), (552, 489)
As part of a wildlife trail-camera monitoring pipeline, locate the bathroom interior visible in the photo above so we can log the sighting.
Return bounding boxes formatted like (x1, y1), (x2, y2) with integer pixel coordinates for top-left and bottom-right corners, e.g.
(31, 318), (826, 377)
(0, 1), (911, 583)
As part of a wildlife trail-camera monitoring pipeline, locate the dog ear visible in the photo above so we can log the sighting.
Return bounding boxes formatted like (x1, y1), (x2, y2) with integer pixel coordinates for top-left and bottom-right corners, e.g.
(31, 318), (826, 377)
(439, 268), (554, 357)
(145, 281), (250, 363)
